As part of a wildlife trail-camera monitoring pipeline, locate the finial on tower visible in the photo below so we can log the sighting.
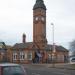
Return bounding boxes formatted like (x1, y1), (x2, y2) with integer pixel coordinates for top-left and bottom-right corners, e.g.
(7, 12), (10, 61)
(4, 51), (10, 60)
(22, 33), (26, 43)
(36, 0), (44, 3)
(33, 0), (46, 10)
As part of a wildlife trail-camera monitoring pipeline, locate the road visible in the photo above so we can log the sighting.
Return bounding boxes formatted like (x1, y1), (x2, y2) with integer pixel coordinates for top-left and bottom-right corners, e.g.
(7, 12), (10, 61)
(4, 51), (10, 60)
(24, 64), (75, 75)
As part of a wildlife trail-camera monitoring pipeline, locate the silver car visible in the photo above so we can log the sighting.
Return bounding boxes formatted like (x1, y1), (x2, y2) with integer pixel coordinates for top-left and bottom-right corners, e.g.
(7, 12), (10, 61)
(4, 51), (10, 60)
(0, 63), (27, 75)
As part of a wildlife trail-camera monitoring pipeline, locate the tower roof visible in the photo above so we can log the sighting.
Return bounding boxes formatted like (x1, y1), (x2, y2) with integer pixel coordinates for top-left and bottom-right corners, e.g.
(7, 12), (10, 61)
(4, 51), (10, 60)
(33, 0), (46, 10)
(23, 33), (26, 37)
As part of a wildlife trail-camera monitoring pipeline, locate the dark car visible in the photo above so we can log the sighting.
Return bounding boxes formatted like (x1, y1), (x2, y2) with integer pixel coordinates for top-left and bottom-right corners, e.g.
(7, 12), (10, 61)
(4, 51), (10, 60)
(0, 63), (27, 75)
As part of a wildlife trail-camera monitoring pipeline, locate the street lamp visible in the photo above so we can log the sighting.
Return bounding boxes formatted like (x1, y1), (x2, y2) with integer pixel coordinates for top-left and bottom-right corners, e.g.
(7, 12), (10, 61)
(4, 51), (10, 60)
(51, 23), (56, 67)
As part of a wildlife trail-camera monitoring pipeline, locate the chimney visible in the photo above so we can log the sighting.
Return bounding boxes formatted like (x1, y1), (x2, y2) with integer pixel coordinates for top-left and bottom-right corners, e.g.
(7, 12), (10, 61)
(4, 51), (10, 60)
(22, 33), (26, 43)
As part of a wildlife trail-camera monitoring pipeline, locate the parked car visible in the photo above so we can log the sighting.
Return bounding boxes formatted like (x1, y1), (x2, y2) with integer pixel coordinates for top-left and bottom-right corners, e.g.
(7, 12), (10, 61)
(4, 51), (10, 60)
(70, 57), (75, 64)
(0, 63), (27, 75)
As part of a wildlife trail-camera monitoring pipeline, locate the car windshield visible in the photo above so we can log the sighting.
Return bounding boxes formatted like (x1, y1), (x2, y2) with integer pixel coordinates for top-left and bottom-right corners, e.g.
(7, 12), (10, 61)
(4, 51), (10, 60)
(3, 66), (24, 75)
(72, 58), (75, 60)
(71, 58), (75, 62)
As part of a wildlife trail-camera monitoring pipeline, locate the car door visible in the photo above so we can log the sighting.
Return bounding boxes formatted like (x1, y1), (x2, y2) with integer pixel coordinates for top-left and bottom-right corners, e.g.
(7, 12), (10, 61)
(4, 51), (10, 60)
(0, 66), (2, 75)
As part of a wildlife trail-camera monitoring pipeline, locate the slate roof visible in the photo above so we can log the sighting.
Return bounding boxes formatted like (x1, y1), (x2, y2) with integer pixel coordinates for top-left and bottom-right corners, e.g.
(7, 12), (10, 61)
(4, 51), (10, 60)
(33, 0), (46, 10)
(45, 44), (68, 52)
(55, 45), (68, 52)
(45, 45), (52, 51)
(12, 42), (33, 49)
(12, 42), (68, 52)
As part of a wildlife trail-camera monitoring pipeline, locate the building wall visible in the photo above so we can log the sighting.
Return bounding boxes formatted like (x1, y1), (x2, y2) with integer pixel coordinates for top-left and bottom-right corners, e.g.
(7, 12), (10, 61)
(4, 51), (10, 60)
(0, 51), (7, 62)
(0, 53), (3, 62)
(7, 48), (33, 64)
(55, 51), (69, 63)
(7, 47), (69, 64)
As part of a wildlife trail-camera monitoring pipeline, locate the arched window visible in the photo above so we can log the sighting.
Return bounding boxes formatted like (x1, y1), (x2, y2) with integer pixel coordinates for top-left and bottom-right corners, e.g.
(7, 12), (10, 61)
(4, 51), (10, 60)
(20, 52), (25, 60)
(13, 52), (17, 60)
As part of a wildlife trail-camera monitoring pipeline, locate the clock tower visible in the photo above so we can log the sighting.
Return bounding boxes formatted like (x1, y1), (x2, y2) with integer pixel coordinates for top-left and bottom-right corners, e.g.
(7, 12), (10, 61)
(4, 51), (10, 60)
(33, 0), (47, 48)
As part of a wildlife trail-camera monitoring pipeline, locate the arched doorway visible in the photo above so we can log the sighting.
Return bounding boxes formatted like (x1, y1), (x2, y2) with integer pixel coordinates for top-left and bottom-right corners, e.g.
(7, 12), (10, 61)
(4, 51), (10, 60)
(33, 50), (42, 63)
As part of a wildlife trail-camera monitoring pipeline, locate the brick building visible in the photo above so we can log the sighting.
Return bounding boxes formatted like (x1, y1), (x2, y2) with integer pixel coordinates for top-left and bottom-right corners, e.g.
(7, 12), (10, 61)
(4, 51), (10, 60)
(7, 0), (69, 64)
(0, 42), (7, 62)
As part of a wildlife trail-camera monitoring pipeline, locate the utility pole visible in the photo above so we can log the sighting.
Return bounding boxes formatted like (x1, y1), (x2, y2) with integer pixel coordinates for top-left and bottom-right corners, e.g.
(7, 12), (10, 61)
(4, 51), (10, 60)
(51, 23), (56, 67)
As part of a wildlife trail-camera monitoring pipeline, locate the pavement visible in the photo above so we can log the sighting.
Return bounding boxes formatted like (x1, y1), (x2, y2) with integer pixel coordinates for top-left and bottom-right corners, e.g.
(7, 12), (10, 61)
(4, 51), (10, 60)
(48, 63), (75, 70)
(23, 63), (75, 70)
(23, 63), (75, 75)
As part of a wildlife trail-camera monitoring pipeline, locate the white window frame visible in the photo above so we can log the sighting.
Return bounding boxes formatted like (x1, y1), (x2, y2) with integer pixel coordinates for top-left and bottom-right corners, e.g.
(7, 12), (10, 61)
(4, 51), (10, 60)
(20, 52), (25, 60)
(48, 54), (51, 59)
(27, 52), (32, 60)
(13, 52), (17, 60)
(25, 52), (27, 59)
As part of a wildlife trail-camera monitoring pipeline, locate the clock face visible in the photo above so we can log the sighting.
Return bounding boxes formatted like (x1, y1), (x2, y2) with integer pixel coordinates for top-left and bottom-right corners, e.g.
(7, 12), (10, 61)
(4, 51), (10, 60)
(35, 17), (39, 21)
(34, 16), (45, 22)
(41, 17), (45, 21)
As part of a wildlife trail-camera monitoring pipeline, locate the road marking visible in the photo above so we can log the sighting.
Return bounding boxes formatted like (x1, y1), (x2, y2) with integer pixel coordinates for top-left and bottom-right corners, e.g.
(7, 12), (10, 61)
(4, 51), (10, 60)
(53, 72), (71, 75)
(32, 73), (40, 75)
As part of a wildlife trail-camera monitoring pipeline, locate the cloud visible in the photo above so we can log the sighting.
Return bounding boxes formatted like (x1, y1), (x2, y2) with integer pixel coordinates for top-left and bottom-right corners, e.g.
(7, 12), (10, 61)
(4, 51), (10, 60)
(0, 0), (75, 49)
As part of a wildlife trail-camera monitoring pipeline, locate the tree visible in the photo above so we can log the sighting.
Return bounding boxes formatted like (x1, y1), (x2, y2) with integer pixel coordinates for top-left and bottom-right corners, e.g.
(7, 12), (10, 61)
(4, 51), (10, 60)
(70, 40), (75, 56)
(70, 40), (75, 50)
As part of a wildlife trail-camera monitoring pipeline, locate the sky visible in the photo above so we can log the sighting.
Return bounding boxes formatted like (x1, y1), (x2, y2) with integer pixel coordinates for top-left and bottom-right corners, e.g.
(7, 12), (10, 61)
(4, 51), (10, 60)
(0, 0), (75, 49)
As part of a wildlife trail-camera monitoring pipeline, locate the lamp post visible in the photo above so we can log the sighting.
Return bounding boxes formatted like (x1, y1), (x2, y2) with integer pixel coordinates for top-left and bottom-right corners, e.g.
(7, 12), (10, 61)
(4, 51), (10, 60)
(51, 23), (56, 67)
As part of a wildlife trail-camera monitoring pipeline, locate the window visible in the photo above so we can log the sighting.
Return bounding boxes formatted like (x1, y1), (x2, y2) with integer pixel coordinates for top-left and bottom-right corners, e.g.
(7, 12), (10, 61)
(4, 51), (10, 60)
(48, 54), (51, 59)
(27, 52), (32, 60)
(57, 54), (64, 62)
(13, 52), (17, 60)
(20, 52), (25, 60)
(25, 53), (27, 59)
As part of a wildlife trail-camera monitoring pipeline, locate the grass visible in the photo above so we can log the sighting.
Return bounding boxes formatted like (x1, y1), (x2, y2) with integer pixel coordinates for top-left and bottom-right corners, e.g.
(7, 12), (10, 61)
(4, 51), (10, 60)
(70, 64), (75, 69)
